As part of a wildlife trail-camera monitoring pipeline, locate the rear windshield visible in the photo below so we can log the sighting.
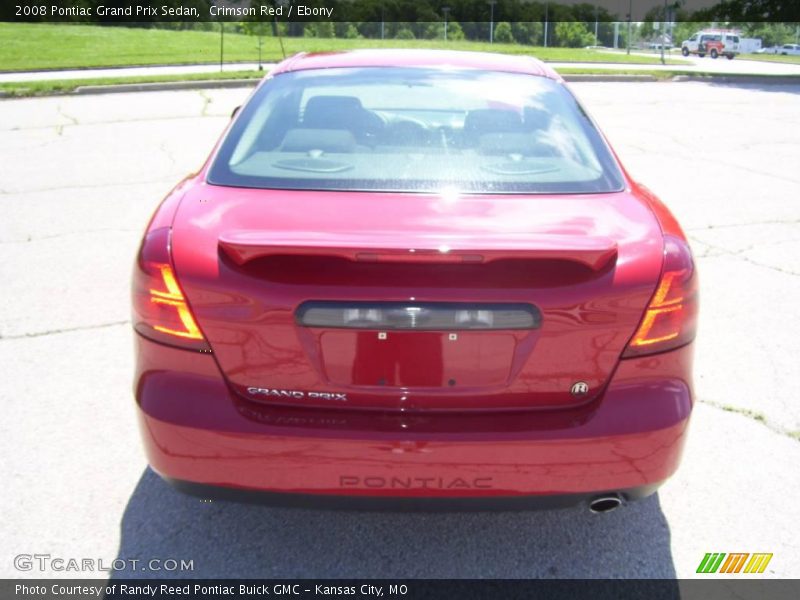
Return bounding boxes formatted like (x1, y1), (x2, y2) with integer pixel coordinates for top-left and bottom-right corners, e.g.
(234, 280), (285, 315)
(208, 67), (624, 194)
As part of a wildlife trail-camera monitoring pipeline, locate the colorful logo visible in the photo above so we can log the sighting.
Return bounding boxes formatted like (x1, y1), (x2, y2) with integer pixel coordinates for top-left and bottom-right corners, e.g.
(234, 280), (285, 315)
(696, 553), (773, 574)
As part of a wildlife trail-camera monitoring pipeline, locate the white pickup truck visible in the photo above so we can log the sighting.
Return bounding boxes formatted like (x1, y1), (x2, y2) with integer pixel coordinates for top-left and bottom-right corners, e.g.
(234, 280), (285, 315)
(757, 44), (800, 56)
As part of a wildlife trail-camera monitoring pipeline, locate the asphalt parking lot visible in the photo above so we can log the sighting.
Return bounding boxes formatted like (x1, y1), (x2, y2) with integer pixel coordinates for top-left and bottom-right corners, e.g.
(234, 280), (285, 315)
(1, 81), (799, 579)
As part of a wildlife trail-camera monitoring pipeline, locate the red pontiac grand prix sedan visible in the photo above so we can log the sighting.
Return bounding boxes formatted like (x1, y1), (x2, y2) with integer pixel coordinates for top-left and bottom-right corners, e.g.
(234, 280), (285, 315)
(132, 50), (697, 512)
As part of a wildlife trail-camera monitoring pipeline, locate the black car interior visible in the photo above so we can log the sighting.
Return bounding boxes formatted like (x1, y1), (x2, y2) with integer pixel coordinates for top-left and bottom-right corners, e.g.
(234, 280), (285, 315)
(255, 94), (559, 159)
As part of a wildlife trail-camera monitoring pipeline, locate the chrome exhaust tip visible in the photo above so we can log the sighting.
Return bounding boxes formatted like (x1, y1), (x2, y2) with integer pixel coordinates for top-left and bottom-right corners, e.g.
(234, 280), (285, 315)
(589, 494), (623, 514)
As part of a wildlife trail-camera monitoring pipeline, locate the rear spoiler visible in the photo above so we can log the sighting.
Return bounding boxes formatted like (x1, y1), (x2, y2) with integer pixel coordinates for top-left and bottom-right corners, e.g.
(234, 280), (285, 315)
(218, 231), (618, 271)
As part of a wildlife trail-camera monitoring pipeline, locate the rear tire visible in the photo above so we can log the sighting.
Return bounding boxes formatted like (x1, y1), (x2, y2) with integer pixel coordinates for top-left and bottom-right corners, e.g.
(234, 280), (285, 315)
(726, 53), (735, 60)
(710, 49), (718, 59)
(698, 53), (705, 58)
(681, 47), (689, 57)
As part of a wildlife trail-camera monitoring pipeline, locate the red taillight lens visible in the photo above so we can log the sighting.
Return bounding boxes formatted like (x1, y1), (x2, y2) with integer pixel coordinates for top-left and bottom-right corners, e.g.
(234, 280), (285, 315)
(132, 227), (210, 351)
(623, 236), (698, 358)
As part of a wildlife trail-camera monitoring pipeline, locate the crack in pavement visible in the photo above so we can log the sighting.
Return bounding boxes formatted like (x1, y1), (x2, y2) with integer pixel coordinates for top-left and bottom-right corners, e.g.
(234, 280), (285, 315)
(0, 177), (178, 196)
(704, 250), (800, 276)
(54, 103), (79, 137)
(686, 218), (800, 232)
(2, 113), (225, 134)
(690, 235), (800, 276)
(158, 140), (177, 169)
(687, 218), (800, 232)
(2, 126), (72, 151)
(736, 255), (800, 277)
(56, 103), (79, 127)
(0, 228), (139, 244)
(697, 398), (799, 442)
(198, 90), (212, 117)
(690, 234), (800, 258)
(0, 320), (130, 340)
(621, 130), (800, 185)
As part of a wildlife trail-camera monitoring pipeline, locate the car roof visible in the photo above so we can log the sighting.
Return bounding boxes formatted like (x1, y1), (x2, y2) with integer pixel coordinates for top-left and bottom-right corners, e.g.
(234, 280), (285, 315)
(270, 49), (562, 81)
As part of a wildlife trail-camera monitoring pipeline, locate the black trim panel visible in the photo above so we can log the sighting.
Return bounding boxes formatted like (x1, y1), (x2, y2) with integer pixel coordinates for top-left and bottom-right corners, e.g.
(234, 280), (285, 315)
(165, 478), (661, 512)
(295, 301), (542, 331)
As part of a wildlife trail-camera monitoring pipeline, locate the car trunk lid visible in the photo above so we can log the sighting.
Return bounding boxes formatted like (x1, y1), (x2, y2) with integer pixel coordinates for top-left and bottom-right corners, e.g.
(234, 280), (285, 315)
(171, 184), (663, 412)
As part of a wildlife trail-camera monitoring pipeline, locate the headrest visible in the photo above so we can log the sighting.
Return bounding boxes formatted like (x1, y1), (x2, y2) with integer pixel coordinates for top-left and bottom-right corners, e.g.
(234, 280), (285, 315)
(303, 96), (365, 128)
(463, 109), (523, 134)
(523, 107), (552, 131)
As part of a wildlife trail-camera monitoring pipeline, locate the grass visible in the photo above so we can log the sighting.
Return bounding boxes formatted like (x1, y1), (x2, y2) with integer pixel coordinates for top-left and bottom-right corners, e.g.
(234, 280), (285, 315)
(703, 399), (800, 443)
(557, 67), (674, 78)
(0, 22), (687, 71)
(0, 70), (263, 97)
(738, 52), (800, 64)
(720, 404), (767, 423)
(4, 67), (799, 98)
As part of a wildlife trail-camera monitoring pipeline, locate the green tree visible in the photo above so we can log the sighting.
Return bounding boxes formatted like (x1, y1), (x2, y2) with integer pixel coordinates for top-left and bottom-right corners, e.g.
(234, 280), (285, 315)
(241, 19), (271, 39)
(511, 21), (543, 46)
(395, 26), (416, 40)
(422, 21), (443, 40)
(672, 22), (705, 46)
(694, 0), (800, 22)
(746, 23), (796, 47)
(494, 22), (515, 44)
(316, 21), (335, 38)
(554, 21), (594, 48)
(448, 21), (466, 41)
(334, 22), (362, 39)
(344, 24), (361, 39)
(419, 19), (465, 41)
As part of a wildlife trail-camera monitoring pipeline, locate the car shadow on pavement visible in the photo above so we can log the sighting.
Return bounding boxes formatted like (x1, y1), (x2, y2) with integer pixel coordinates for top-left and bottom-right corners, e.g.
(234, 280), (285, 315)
(112, 468), (678, 579)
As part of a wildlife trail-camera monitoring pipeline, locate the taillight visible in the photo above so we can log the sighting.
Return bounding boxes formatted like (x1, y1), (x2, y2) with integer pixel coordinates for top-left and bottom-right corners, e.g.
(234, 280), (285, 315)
(132, 227), (210, 351)
(623, 235), (698, 358)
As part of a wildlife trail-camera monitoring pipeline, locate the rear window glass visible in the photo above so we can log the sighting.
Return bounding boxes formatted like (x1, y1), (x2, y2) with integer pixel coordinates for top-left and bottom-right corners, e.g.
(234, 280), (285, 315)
(208, 67), (624, 194)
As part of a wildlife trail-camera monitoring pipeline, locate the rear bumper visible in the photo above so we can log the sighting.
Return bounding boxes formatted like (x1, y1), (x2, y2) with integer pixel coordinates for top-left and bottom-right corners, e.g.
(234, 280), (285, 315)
(135, 335), (693, 504)
(166, 478), (660, 511)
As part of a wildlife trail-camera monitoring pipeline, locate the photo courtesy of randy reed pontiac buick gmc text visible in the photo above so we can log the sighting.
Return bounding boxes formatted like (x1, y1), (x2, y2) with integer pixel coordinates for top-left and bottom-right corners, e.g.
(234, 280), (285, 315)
(12, 584), (404, 596)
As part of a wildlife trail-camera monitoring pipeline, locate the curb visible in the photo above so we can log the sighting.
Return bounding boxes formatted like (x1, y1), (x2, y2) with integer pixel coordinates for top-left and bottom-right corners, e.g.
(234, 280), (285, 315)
(6, 75), (657, 97)
(669, 74), (800, 85)
(73, 78), (260, 95)
(562, 74), (658, 82)
(3, 73), (800, 100)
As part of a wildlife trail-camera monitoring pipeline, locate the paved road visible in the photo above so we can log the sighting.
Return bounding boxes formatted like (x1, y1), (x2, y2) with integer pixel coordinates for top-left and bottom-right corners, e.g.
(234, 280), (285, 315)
(2, 53), (800, 83)
(1, 82), (799, 579)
